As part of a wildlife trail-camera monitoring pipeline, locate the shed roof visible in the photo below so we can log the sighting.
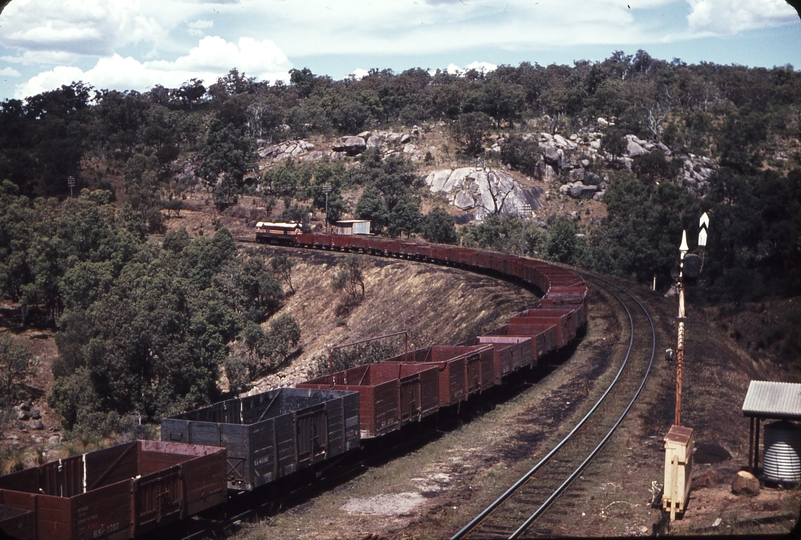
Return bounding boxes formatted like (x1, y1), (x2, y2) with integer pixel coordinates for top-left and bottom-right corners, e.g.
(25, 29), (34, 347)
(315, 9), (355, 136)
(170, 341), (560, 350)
(742, 380), (801, 420)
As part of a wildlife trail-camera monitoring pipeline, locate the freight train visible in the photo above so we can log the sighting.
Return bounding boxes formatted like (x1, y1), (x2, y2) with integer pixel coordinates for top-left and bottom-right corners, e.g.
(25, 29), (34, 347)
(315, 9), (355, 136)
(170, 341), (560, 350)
(0, 230), (588, 540)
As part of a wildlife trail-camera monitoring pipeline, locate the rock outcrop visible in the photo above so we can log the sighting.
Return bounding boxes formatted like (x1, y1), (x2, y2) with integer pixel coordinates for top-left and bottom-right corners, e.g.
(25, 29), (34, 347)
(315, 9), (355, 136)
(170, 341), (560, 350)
(332, 136), (367, 155)
(424, 167), (541, 220)
(497, 130), (717, 196)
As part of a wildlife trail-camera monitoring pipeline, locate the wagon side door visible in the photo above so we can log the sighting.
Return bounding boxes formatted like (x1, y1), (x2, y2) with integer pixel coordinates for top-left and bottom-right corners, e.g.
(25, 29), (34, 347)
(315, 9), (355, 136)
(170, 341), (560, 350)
(466, 354), (481, 395)
(296, 404), (328, 467)
(398, 377), (421, 424)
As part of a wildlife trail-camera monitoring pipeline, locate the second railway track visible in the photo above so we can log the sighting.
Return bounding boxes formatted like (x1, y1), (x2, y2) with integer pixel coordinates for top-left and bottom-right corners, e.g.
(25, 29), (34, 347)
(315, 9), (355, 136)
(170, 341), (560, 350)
(452, 273), (657, 539)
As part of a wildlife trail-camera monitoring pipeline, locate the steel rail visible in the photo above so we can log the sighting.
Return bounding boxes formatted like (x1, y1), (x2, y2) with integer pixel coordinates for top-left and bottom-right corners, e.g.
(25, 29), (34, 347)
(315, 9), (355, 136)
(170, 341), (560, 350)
(451, 273), (656, 540)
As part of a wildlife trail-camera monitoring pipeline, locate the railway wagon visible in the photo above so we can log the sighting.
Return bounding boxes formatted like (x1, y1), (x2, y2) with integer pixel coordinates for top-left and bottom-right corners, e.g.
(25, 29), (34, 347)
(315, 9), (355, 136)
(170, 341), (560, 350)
(161, 388), (360, 491)
(485, 323), (559, 363)
(0, 440), (226, 540)
(0, 503), (34, 540)
(541, 285), (588, 305)
(511, 307), (582, 346)
(457, 336), (533, 383)
(385, 345), (495, 407)
(298, 363), (439, 438)
(521, 262), (547, 292)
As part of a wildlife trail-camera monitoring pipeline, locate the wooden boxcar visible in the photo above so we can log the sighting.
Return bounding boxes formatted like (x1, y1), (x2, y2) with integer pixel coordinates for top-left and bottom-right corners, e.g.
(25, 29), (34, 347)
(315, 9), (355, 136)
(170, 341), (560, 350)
(0, 440), (226, 540)
(161, 388), (359, 491)
(298, 363), (439, 438)
(385, 345), (495, 407)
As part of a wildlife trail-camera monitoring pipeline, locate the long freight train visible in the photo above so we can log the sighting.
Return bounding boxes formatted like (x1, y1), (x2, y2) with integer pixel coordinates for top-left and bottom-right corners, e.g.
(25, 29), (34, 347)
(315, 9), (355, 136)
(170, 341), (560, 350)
(0, 230), (588, 540)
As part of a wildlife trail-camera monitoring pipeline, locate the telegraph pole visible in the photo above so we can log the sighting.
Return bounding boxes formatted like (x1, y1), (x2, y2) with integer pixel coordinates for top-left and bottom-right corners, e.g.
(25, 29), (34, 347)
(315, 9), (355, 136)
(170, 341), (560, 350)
(323, 184), (332, 233)
(519, 203), (531, 257)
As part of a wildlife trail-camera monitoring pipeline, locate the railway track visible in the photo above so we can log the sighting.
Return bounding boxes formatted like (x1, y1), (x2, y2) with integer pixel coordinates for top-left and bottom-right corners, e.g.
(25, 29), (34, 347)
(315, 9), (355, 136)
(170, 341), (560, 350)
(451, 273), (656, 539)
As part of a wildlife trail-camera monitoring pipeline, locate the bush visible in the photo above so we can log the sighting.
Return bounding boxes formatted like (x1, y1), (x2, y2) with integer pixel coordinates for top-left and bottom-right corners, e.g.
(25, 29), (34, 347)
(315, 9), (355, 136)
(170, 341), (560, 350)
(500, 134), (540, 176)
(0, 334), (37, 407)
(421, 207), (457, 244)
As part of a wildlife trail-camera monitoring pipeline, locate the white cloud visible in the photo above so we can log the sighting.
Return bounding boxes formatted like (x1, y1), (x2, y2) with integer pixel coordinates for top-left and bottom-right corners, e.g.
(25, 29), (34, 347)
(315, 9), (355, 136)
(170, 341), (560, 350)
(187, 19), (214, 36)
(1, 50), (81, 66)
(14, 36), (292, 98)
(187, 20), (214, 30)
(2, 0), (799, 100)
(349, 68), (370, 80)
(686, 0), (798, 35)
(1, 67), (22, 78)
(0, 0), (166, 56)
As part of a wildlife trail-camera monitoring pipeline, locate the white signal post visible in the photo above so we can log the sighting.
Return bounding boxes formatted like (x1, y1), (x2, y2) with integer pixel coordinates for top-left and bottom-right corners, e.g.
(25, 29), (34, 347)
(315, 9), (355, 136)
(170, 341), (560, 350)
(663, 212), (709, 521)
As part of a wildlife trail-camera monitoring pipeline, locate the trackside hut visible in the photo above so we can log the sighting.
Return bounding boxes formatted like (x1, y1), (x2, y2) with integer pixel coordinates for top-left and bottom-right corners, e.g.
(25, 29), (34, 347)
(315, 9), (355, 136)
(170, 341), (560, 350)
(741, 380), (801, 476)
(334, 220), (370, 235)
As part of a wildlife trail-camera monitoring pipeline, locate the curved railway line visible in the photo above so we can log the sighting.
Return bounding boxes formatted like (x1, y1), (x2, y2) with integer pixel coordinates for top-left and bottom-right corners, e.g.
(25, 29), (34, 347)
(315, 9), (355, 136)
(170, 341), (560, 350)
(452, 273), (657, 539)
(0, 231), (651, 540)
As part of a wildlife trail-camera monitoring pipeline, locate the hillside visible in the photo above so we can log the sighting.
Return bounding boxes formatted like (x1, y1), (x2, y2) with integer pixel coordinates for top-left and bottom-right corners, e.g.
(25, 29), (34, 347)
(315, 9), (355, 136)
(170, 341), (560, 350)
(1, 53), (799, 496)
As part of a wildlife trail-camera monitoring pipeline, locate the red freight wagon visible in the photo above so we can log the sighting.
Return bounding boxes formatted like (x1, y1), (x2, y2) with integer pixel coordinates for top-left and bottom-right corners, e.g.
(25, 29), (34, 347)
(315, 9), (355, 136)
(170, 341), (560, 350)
(430, 246), (450, 264)
(298, 363), (439, 438)
(454, 248), (479, 267)
(477, 252), (492, 271)
(330, 234), (352, 250)
(522, 264), (544, 290)
(397, 242), (417, 258)
(387, 345), (494, 406)
(0, 441), (226, 540)
(509, 257), (526, 281)
(543, 285), (587, 305)
(305, 233), (334, 249)
(541, 292), (588, 327)
(459, 336), (533, 383)
(410, 243), (431, 260)
(0, 502), (34, 540)
(294, 233), (316, 248)
(485, 323), (559, 362)
(383, 239), (401, 256)
(348, 235), (372, 253)
(511, 308), (579, 346)
(161, 388), (360, 491)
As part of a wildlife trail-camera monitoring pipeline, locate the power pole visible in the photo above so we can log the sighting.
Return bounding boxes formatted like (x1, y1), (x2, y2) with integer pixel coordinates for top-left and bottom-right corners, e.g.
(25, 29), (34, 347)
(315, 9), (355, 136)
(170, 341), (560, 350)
(519, 203), (531, 256)
(323, 184), (332, 233)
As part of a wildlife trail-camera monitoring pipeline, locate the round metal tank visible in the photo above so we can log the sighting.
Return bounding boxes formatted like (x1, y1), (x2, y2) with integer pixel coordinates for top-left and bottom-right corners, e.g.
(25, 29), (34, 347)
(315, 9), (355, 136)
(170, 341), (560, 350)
(763, 421), (801, 483)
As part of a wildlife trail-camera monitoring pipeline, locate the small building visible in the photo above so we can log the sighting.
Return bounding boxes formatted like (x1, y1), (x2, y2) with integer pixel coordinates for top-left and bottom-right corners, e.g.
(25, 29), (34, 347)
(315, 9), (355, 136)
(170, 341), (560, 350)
(334, 219), (371, 235)
(742, 380), (801, 481)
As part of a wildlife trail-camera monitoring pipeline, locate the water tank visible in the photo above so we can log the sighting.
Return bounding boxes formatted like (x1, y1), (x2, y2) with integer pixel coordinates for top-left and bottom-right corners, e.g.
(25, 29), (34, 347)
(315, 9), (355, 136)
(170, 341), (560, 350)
(763, 421), (801, 483)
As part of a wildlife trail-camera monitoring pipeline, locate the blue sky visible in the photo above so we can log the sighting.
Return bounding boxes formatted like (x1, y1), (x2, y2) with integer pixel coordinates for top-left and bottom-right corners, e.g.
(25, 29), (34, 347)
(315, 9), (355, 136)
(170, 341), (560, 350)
(0, 0), (799, 101)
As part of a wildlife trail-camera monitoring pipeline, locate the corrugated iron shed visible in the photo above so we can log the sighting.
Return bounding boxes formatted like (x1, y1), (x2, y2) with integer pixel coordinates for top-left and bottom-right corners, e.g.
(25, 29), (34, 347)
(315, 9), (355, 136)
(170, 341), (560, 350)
(742, 380), (801, 420)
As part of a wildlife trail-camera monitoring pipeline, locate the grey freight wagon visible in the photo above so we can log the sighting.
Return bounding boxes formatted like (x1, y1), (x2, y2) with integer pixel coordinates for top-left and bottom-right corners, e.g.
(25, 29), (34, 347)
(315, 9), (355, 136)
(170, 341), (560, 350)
(161, 388), (360, 491)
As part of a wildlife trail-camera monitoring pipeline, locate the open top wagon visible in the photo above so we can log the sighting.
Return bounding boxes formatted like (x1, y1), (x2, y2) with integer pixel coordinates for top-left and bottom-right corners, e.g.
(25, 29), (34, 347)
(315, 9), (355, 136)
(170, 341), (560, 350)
(298, 363), (439, 438)
(161, 387), (360, 491)
(0, 440), (226, 540)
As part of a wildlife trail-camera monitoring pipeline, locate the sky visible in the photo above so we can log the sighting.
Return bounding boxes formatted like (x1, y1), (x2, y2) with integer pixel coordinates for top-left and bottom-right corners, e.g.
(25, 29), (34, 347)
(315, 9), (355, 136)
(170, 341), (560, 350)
(0, 0), (799, 101)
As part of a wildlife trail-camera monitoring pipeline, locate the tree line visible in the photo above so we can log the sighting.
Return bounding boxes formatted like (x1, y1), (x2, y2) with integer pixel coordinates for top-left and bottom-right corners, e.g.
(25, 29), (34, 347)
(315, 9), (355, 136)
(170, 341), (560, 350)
(1, 50), (800, 423)
(0, 182), (299, 435)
